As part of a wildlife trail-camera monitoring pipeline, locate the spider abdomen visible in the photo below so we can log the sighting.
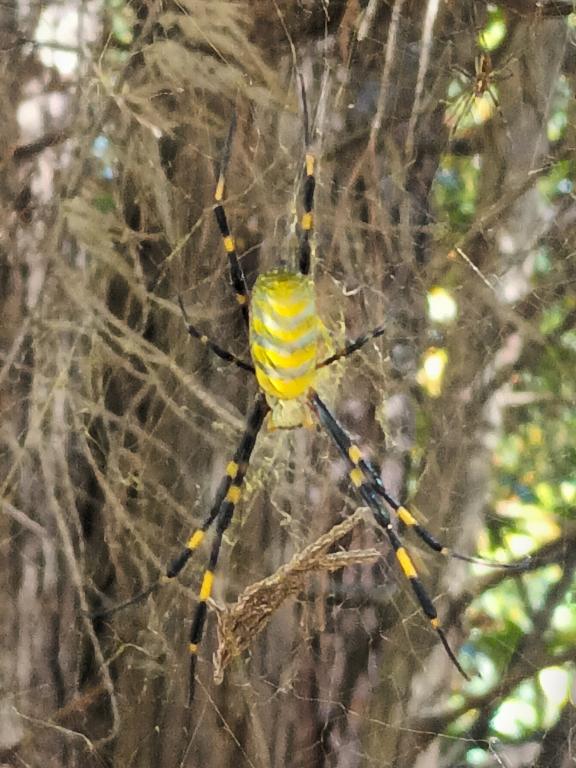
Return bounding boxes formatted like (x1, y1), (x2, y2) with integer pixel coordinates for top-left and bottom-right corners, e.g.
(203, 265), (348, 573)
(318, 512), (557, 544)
(249, 269), (320, 400)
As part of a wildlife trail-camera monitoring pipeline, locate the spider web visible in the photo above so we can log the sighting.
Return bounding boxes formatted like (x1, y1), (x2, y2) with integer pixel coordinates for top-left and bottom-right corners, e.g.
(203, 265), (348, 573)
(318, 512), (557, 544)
(2, 1), (575, 767)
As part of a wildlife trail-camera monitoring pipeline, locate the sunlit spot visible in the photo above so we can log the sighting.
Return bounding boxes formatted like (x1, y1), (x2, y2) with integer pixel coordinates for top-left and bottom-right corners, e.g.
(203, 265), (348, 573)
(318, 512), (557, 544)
(417, 347), (448, 397)
(427, 286), (458, 324)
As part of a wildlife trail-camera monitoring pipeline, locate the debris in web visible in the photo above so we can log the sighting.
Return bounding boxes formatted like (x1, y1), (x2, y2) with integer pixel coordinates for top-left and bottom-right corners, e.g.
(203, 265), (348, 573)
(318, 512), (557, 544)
(212, 509), (380, 682)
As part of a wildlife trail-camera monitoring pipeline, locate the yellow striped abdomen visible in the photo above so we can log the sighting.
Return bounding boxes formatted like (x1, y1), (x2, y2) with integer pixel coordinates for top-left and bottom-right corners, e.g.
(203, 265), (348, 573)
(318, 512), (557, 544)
(249, 270), (320, 400)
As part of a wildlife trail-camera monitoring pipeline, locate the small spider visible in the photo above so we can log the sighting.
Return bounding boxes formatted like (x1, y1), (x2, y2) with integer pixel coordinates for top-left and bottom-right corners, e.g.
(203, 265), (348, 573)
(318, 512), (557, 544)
(445, 51), (511, 139)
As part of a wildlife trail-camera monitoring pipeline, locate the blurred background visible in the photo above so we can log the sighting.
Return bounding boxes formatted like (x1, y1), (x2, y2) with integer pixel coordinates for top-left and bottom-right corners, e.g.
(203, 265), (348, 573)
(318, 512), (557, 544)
(1, 1), (575, 766)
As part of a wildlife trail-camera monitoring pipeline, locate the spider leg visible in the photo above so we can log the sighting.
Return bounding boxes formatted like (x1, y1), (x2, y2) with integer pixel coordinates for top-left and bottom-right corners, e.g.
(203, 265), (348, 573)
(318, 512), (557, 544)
(213, 114), (250, 326)
(178, 296), (255, 373)
(308, 389), (470, 680)
(316, 323), (386, 369)
(309, 391), (524, 569)
(298, 75), (316, 276)
(485, 86), (511, 142)
(184, 392), (268, 704)
(452, 64), (472, 80)
(88, 581), (161, 619)
(167, 393), (268, 580)
(447, 90), (475, 139)
(89, 395), (267, 673)
(360, 456), (525, 571)
(298, 151), (316, 276)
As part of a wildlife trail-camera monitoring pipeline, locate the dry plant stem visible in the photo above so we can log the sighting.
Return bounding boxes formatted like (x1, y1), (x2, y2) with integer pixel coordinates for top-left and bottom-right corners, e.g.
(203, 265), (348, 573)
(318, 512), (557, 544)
(2, 499), (48, 539)
(10, 683), (110, 759)
(404, 0), (440, 160)
(58, 263), (245, 431)
(368, 0), (405, 156)
(12, 131), (70, 162)
(333, 0), (406, 261)
(64, 0), (164, 200)
(0, 343), (78, 501)
(73, 413), (163, 574)
(178, 682), (258, 768)
(0, 314), (31, 389)
(12, 707), (101, 758)
(38, 396), (120, 743)
(358, 0), (383, 41)
(213, 509), (379, 680)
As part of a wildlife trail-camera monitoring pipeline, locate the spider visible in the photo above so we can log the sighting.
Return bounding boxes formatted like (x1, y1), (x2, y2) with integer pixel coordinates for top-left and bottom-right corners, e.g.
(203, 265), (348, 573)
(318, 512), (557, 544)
(445, 51), (511, 139)
(98, 108), (518, 705)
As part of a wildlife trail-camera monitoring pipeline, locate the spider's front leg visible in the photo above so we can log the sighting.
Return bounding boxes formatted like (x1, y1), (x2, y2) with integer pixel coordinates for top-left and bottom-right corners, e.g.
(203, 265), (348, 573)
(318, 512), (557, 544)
(213, 114), (250, 326)
(298, 149), (316, 276)
(297, 75), (316, 276)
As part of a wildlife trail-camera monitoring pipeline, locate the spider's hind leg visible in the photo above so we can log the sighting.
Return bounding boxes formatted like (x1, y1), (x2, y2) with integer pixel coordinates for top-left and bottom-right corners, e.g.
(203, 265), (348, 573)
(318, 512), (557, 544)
(308, 389), (470, 679)
(93, 394), (268, 704)
(181, 392), (269, 704)
(308, 389), (525, 677)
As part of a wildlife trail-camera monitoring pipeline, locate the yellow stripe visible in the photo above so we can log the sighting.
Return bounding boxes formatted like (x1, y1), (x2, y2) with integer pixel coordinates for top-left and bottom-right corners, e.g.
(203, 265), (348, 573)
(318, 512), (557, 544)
(226, 461), (239, 479)
(189, 642), (198, 654)
(187, 529), (205, 550)
(268, 296), (311, 319)
(199, 570), (214, 601)
(397, 506), (417, 526)
(396, 547), (417, 579)
(236, 293), (247, 304)
(251, 341), (316, 372)
(301, 212), (313, 231)
(349, 468), (364, 488)
(223, 235), (235, 253)
(431, 617), (440, 629)
(305, 153), (315, 177)
(226, 485), (241, 504)
(348, 445), (362, 465)
(215, 175), (225, 202)
(254, 367), (315, 399)
(251, 314), (317, 345)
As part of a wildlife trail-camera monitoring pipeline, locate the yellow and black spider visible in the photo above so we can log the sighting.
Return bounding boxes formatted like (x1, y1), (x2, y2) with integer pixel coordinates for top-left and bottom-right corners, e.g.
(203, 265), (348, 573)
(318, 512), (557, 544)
(99, 106), (518, 705)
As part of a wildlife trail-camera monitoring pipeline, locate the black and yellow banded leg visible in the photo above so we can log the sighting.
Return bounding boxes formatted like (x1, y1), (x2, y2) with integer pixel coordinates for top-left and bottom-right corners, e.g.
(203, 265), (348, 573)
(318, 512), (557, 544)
(299, 150), (316, 276)
(166, 393), (268, 581)
(317, 323), (387, 369)
(89, 395), (267, 667)
(167, 394), (268, 704)
(178, 296), (255, 374)
(352, 442), (523, 572)
(382, 521), (471, 679)
(309, 389), (523, 572)
(186, 431), (263, 704)
(188, 529), (222, 705)
(213, 114), (250, 325)
(308, 389), (470, 680)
